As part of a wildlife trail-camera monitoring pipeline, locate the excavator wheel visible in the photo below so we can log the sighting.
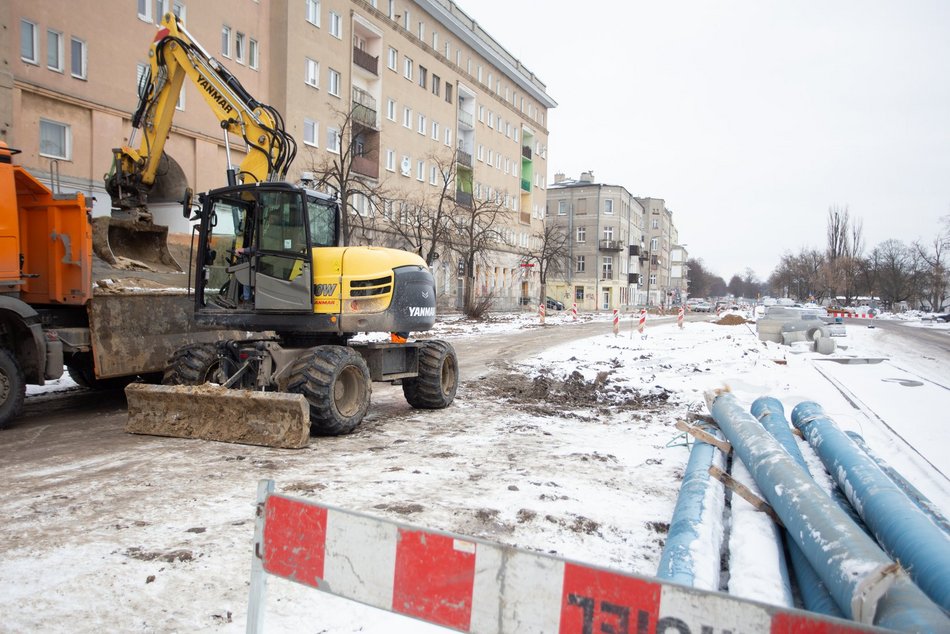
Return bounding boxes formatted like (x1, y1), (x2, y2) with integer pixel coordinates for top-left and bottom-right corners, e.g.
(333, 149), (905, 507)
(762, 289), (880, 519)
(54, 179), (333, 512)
(0, 349), (26, 429)
(402, 340), (458, 409)
(287, 345), (371, 436)
(66, 353), (135, 390)
(163, 343), (226, 385)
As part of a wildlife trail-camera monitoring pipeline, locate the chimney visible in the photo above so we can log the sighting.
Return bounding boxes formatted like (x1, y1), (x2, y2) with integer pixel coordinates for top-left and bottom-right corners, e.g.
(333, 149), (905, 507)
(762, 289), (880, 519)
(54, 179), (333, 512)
(579, 171), (594, 183)
(554, 172), (567, 184)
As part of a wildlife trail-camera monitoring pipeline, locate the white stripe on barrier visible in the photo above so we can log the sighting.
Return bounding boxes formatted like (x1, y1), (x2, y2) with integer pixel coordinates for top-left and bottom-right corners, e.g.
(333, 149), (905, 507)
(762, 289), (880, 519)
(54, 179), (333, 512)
(248, 481), (883, 633)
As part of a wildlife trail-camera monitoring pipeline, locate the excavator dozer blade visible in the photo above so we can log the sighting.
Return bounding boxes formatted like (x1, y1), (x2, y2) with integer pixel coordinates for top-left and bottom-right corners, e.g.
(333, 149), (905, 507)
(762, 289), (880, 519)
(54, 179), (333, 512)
(92, 217), (182, 272)
(125, 384), (311, 449)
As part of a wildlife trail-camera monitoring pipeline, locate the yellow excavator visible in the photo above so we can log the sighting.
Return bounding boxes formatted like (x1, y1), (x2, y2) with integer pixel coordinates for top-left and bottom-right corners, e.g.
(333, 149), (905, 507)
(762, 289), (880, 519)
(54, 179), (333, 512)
(120, 13), (458, 447)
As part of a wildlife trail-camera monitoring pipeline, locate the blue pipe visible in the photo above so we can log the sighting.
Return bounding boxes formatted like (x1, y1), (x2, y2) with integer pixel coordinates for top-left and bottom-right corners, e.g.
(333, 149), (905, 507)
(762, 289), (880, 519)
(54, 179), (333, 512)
(791, 401), (950, 612)
(656, 431), (723, 589)
(750, 397), (842, 617)
(845, 430), (950, 536)
(708, 391), (926, 626)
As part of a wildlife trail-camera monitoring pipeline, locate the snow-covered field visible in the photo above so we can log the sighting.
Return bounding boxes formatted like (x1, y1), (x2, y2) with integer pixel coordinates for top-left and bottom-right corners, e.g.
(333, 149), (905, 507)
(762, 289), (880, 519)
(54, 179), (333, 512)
(8, 311), (949, 632)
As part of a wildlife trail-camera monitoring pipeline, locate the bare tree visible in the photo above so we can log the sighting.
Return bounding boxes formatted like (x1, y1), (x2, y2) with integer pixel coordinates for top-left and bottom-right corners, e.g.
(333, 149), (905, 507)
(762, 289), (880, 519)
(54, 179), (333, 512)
(768, 248), (827, 301)
(448, 190), (509, 317)
(522, 222), (570, 309)
(299, 101), (387, 245)
(913, 215), (950, 310)
(870, 239), (922, 308)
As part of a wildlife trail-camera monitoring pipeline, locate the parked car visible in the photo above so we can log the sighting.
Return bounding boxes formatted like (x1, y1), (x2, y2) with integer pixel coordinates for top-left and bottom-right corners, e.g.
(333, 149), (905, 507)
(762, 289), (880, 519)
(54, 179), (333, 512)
(691, 302), (713, 313)
(546, 297), (565, 310)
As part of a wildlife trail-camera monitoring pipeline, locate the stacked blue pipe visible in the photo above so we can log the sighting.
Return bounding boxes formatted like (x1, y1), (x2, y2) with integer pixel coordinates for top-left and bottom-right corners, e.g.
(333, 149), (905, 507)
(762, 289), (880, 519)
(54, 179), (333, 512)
(750, 397), (842, 617)
(791, 401), (950, 613)
(709, 391), (949, 631)
(656, 429), (722, 588)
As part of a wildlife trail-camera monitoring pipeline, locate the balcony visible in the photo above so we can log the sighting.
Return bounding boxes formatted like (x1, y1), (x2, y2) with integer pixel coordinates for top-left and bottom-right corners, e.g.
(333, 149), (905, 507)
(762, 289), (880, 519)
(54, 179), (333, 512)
(520, 211), (531, 224)
(352, 155), (379, 179)
(455, 190), (473, 208)
(351, 87), (378, 129)
(521, 178), (531, 192)
(628, 244), (641, 256)
(599, 239), (623, 251)
(353, 47), (378, 75)
(627, 273), (641, 284)
(521, 145), (532, 160)
(456, 149), (472, 168)
(457, 110), (474, 128)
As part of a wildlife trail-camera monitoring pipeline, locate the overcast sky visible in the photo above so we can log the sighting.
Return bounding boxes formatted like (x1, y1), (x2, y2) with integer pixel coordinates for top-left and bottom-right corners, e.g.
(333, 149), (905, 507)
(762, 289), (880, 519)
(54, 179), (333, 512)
(462, 1), (950, 281)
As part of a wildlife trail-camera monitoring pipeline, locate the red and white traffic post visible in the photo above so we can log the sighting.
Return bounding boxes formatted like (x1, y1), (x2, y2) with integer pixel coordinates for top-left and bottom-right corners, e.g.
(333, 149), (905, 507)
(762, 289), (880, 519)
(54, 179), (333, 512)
(612, 308), (619, 336)
(247, 480), (880, 634)
(638, 308), (647, 337)
(677, 306), (685, 329)
(539, 303), (546, 325)
(572, 302), (577, 321)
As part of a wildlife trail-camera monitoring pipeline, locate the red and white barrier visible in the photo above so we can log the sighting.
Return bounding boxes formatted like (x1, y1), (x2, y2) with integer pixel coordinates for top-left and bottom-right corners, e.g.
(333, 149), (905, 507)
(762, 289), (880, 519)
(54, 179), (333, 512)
(829, 311), (875, 320)
(677, 307), (685, 329)
(638, 308), (647, 335)
(572, 302), (577, 321)
(247, 481), (879, 633)
(539, 303), (546, 325)
(613, 308), (619, 335)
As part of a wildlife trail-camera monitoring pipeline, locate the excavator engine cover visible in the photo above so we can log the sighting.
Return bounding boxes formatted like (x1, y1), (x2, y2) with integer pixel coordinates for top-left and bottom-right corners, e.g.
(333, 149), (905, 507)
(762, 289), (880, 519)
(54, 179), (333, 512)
(92, 217), (181, 272)
(125, 383), (310, 449)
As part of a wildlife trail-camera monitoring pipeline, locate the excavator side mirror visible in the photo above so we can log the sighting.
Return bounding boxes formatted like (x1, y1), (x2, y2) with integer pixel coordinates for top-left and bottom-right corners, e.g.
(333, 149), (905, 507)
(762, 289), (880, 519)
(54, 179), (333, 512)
(182, 187), (194, 218)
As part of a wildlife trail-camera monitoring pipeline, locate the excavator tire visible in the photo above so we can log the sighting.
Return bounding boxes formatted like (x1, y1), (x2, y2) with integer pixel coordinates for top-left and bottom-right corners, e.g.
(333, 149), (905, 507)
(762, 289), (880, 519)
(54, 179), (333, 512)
(0, 349), (26, 429)
(402, 340), (458, 409)
(66, 353), (135, 390)
(287, 345), (371, 436)
(162, 343), (225, 385)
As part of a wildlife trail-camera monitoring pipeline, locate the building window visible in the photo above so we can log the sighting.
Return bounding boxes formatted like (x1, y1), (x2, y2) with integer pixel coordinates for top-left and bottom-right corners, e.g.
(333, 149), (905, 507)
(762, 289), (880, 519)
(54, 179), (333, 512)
(602, 257), (613, 280)
(650, 237), (658, 251)
(403, 10), (410, 30)
(417, 21), (425, 40)
(175, 83), (185, 111)
(221, 25), (231, 57)
(386, 149), (395, 171)
(404, 57), (413, 80)
(652, 217), (659, 229)
(303, 118), (318, 146)
(576, 255), (585, 273)
(403, 107), (412, 128)
(21, 19), (38, 64)
(558, 200), (568, 215)
(305, 58), (319, 87)
(39, 119), (70, 160)
(445, 82), (453, 104)
(432, 75), (440, 96)
(444, 127), (452, 147)
(431, 121), (439, 140)
(327, 127), (341, 153)
(306, 0), (321, 27)
(649, 274), (657, 286)
(387, 47), (397, 71)
(329, 12), (342, 38)
(604, 226), (614, 240)
(47, 29), (64, 72)
(575, 286), (584, 301)
(432, 31), (438, 50)
(137, 0), (152, 21)
(249, 39), (259, 69)
(416, 160), (425, 181)
(64, 38), (79, 79)
(604, 199), (614, 214)
(386, 98), (396, 121)
(476, 145), (484, 161)
(418, 65), (427, 88)
(328, 68), (340, 96)
(576, 226), (586, 242)
(235, 32), (246, 63)
(429, 165), (438, 185)
(417, 113), (426, 134)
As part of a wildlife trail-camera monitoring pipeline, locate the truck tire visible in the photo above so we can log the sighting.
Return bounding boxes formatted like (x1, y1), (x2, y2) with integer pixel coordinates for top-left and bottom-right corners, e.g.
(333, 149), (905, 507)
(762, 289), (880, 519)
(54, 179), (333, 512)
(0, 349), (26, 429)
(287, 345), (371, 436)
(402, 340), (458, 409)
(163, 344), (226, 385)
(66, 353), (135, 390)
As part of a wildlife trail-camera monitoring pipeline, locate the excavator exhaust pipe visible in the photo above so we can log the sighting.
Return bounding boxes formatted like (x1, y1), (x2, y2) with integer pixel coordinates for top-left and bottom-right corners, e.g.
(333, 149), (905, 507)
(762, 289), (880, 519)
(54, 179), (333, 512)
(124, 383), (311, 449)
(92, 217), (182, 272)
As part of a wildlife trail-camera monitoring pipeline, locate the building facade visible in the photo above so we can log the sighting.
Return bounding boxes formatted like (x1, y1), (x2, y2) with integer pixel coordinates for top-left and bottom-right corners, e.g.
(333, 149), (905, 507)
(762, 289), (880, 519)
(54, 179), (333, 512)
(4, 0), (555, 310)
(545, 172), (645, 311)
(636, 196), (682, 308)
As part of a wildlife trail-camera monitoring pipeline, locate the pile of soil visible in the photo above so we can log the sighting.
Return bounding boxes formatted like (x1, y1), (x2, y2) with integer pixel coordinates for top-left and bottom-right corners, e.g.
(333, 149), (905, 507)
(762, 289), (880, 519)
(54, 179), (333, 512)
(715, 314), (749, 326)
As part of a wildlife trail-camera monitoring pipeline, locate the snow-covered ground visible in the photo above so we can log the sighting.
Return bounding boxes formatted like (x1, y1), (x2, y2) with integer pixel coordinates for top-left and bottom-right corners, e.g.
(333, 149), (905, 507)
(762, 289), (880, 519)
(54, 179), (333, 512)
(9, 310), (949, 632)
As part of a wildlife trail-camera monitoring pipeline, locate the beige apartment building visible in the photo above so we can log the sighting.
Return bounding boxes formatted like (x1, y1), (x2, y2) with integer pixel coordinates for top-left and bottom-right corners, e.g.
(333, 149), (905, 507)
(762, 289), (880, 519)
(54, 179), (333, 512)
(636, 196), (683, 308)
(545, 172), (645, 311)
(3, 0), (555, 309)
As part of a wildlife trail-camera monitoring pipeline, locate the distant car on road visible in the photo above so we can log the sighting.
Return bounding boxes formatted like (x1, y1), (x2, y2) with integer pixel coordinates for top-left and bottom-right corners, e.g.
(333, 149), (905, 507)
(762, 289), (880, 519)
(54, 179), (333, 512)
(546, 297), (565, 311)
(691, 302), (713, 313)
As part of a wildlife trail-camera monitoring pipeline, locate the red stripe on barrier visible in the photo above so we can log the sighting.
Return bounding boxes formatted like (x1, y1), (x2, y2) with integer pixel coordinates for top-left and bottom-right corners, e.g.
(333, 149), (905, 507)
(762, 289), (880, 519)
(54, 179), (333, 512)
(559, 562), (661, 634)
(262, 496), (328, 587)
(771, 612), (869, 633)
(393, 529), (476, 630)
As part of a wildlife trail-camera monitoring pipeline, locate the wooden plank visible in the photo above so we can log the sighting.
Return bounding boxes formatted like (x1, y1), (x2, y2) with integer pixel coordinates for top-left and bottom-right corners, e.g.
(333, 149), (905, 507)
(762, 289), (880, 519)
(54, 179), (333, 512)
(675, 420), (732, 455)
(708, 465), (784, 527)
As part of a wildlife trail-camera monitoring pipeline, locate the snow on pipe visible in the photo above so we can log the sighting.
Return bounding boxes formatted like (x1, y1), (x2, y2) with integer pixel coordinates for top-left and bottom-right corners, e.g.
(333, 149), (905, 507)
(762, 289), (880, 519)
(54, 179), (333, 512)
(845, 430), (950, 536)
(791, 401), (950, 613)
(655, 429), (724, 590)
(749, 397), (842, 618)
(707, 390), (901, 625)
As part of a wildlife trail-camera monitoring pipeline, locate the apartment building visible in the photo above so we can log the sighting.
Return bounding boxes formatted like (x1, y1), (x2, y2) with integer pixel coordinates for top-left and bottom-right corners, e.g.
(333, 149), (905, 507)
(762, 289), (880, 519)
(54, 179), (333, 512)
(636, 197), (683, 308)
(4, 0), (555, 309)
(669, 244), (689, 304)
(545, 172), (645, 311)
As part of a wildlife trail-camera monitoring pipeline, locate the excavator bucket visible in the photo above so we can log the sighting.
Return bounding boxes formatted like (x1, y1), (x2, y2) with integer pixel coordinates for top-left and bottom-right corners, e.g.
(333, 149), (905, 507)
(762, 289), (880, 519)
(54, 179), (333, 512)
(124, 384), (311, 449)
(92, 217), (182, 272)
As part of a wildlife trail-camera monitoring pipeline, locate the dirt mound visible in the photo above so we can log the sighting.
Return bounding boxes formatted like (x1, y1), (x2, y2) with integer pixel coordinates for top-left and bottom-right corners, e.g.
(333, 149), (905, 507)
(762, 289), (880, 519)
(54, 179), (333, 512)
(715, 314), (748, 325)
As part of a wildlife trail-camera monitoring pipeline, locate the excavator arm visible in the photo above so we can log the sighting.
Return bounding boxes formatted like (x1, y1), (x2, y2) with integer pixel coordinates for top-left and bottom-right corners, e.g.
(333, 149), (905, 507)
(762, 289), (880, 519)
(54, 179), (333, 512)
(105, 12), (296, 217)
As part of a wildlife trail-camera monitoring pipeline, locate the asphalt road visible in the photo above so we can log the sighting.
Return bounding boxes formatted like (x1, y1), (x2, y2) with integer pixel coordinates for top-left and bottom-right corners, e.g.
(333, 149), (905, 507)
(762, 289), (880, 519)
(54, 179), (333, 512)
(849, 317), (950, 357)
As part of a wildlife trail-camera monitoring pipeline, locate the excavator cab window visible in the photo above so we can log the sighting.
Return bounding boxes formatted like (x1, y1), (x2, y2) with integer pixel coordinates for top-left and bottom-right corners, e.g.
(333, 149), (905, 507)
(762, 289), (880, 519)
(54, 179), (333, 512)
(307, 195), (338, 247)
